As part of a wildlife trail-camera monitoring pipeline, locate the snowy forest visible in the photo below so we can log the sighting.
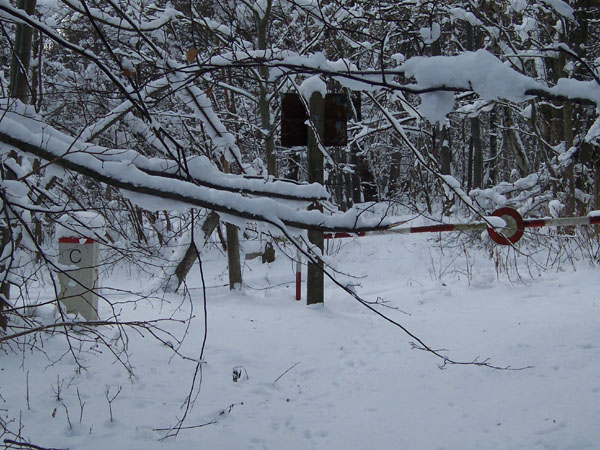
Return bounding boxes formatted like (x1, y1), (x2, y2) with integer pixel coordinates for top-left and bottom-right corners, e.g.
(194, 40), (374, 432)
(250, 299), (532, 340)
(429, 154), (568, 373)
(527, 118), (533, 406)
(1, 0), (600, 449)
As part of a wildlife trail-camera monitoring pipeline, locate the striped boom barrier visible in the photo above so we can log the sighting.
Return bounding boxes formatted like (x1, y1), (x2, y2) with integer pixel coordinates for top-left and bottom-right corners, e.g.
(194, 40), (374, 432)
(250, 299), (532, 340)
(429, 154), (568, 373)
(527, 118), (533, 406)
(295, 208), (600, 299)
(324, 208), (600, 244)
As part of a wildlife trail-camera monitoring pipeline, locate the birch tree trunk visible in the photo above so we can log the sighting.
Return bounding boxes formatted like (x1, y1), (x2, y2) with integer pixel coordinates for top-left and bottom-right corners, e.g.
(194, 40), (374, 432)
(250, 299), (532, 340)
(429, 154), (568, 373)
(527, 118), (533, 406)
(255, 0), (277, 177)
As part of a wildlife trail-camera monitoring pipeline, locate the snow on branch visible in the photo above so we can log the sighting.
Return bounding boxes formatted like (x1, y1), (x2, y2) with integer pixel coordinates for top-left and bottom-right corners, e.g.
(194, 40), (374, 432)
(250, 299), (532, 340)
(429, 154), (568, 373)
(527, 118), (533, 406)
(1, 103), (327, 202)
(60, 0), (182, 32)
(185, 49), (600, 110)
(0, 109), (391, 234)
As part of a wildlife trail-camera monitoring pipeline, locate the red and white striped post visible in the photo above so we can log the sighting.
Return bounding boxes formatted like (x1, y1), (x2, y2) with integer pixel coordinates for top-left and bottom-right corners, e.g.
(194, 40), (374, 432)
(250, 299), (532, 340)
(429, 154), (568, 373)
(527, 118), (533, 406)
(296, 244), (302, 301)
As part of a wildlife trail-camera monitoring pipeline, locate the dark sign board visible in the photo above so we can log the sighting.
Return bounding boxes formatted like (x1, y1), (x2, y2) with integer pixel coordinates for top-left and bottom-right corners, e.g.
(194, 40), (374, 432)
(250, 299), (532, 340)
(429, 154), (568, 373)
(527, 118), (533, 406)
(281, 93), (356, 147)
(281, 93), (308, 147)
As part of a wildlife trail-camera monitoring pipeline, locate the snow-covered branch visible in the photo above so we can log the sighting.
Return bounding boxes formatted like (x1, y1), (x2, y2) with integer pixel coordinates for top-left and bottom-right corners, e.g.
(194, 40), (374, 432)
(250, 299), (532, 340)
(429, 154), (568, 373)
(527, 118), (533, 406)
(0, 109), (389, 234)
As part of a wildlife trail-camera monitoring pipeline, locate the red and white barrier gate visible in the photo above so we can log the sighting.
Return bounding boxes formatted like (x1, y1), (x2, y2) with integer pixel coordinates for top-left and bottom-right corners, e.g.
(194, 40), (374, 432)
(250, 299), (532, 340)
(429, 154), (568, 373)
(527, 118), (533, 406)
(295, 208), (600, 300)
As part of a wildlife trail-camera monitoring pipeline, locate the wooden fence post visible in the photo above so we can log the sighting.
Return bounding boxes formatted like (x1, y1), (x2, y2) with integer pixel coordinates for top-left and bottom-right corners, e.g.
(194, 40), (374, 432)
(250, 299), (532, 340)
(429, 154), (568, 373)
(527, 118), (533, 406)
(306, 91), (324, 305)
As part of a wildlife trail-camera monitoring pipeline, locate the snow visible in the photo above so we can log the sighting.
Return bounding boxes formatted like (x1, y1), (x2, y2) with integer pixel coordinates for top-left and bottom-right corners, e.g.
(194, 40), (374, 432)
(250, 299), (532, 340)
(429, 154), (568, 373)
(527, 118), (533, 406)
(60, 0), (182, 31)
(55, 212), (105, 240)
(418, 91), (455, 124)
(482, 215), (507, 229)
(419, 22), (440, 44)
(299, 75), (327, 101)
(540, 0), (575, 21)
(448, 7), (482, 26)
(440, 174), (473, 207)
(121, 57), (135, 73)
(515, 16), (537, 41)
(510, 0), (528, 13)
(514, 173), (540, 190)
(401, 50), (542, 103)
(3, 233), (600, 449)
(585, 115), (600, 144)
(470, 187), (508, 207)
(548, 200), (564, 218)
(553, 78), (600, 106)
(188, 47), (600, 110)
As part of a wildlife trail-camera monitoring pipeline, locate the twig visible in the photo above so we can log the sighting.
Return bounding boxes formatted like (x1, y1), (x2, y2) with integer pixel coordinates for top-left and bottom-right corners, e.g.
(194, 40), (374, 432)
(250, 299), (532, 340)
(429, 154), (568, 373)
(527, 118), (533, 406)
(25, 371), (30, 410)
(219, 402), (243, 416)
(160, 220), (209, 439)
(153, 421), (216, 432)
(104, 385), (122, 423)
(3, 439), (68, 450)
(273, 362), (300, 385)
(76, 388), (85, 423)
(62, 403), (72, 430)
(0, 318), (184, 343)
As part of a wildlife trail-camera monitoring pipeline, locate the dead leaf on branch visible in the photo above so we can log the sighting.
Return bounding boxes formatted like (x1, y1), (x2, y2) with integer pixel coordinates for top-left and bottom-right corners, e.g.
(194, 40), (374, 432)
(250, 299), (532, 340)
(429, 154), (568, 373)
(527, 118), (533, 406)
(186, 47), (198, 63)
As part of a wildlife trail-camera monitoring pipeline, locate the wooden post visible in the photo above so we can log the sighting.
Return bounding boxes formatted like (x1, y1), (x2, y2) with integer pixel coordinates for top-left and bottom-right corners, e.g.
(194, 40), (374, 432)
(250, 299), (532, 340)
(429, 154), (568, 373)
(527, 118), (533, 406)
(226, 223), (242, 290)
(306, 91), (324, 305)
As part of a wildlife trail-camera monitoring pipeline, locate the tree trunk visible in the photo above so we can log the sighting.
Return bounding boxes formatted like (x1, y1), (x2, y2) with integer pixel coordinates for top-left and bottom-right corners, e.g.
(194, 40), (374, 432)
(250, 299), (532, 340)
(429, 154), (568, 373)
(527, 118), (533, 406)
(219, 86), (244, 290)
(467, 119), (473, 191)
(472, 117), (483, 189)
(594, 154), (600, 214)
(350, 143), (362, 204)
(10, 0), (37, 102)
(489, 108), (497, 184)
(503, 107), (529, 177)
(162, 212), (219, 293)
(563, 101), (576, 216)
(440, 125), (451, 176)
(1, 0), (37, 318)
(466, 22), (483, 189)
(256, 0), (277, 177)
(0, 227), (11, 331)
(225, 223), (242, 290)
(388, 150), (402, 196)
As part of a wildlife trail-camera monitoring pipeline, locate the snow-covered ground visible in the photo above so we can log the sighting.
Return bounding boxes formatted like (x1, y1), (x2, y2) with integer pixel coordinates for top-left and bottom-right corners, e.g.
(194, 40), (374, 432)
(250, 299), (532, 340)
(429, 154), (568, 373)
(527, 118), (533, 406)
(2, 232), (600, 450)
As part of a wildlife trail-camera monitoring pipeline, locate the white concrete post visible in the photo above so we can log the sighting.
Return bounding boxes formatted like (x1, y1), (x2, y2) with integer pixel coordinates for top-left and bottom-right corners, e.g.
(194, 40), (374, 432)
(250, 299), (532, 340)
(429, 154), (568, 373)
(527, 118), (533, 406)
(56, 214), (102, 320)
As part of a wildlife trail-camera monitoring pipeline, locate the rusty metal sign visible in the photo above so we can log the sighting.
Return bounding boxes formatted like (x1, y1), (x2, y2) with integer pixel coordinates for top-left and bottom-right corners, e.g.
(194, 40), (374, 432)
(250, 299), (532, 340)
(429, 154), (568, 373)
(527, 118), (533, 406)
(281, 93), (308, 147)
(281, 93), (354, 147)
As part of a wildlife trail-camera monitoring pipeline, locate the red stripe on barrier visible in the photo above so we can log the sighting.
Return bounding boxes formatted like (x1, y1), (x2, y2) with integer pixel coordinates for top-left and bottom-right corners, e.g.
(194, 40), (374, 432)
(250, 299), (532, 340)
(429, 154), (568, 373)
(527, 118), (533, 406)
(410, 224), (456, 234)
(590, 216), (600, 225)
(523, 219), (547, 228)
(58, 237), (95, 244)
